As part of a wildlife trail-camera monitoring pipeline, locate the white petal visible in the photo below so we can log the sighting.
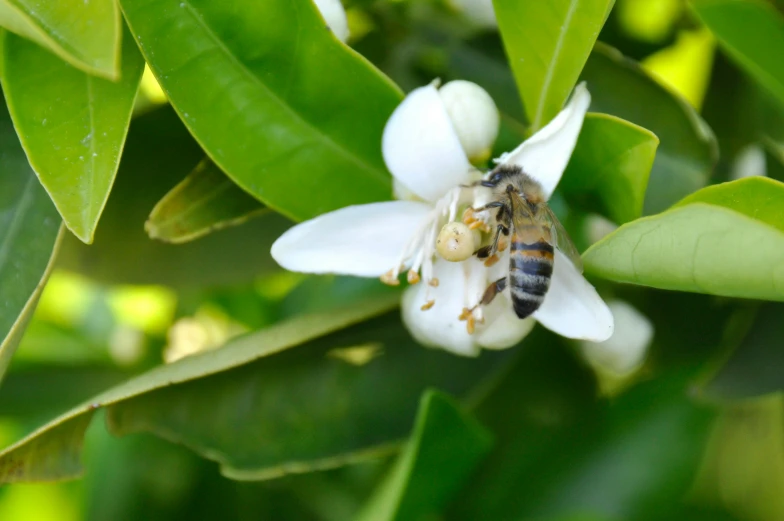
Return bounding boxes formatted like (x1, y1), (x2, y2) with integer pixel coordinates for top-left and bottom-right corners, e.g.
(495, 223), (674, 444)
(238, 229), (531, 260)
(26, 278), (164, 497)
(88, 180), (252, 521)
(382, 84), (474, 203)
(579, 300), (653, 375)
(476, 304), (535, 349)
(402, 259), (480, 357)
(497, 82), (591, 199)
(533, 250), (614, 341)
(401, 257), (532, 356)
(312, 0), (350, 43)
(271, 201), (431, 277)
(438, 80), (500, 163)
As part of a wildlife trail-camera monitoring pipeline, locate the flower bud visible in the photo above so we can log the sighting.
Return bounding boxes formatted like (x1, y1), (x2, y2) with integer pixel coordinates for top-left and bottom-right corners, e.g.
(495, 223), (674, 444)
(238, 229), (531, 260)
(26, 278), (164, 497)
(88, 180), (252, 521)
(438, 80), (500, 164)
(436, 222), (476, 262)
(448, 0), (497, 28)
(313, 0), (349, 43)
(579, 300), (653, 375)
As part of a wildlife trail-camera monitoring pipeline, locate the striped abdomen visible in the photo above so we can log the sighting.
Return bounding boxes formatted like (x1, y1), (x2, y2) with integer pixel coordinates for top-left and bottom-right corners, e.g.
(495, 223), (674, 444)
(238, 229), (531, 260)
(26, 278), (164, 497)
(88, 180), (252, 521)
(509, 226), (554, 318)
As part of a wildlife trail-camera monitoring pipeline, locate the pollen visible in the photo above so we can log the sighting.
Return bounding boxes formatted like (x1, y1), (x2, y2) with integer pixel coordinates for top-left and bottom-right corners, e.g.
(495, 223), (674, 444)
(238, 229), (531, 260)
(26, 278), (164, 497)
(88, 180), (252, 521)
(429, 278), (440, 287)
(407, 269), (421, 284)
(458, 307), (472, 321)
(380, 270), (400, 286)
(484, 254), (500, 267)
(466, 316), (476, 334)
(420, 299), (435, 311)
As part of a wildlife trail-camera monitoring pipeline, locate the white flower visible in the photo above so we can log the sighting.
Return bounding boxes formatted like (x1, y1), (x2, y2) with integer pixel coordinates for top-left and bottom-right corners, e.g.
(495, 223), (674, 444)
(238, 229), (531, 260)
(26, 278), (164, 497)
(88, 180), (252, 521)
(579, 300), (653, 375)
(313, 0), (350, 43)
(271, 80), (614, 356)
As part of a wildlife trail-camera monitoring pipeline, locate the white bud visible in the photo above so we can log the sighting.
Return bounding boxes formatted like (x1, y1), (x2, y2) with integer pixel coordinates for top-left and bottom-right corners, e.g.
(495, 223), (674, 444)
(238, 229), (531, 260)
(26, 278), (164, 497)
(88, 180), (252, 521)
(436, 222), (476, 262)
(438, 80), (500, 164)
(313, 0), (349, 43)
(448, 0), (497, 28)
(730, 143), (767, 180)
(585, 214), (618, 245)
(579, 300), (653, 375)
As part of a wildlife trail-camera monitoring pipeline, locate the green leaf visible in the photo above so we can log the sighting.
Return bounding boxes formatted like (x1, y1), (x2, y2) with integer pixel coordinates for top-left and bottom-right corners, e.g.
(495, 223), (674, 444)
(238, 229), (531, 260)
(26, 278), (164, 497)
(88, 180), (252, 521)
(690, 395), (784, 521)
(561, 113), (658, 224)
(0, 294), (400, 483)
(56, 105), (291, 289)
(0, 0), (120, 79)
(0, 28), (144, 243)
(692, 0), (784, 109)
(354, 390), (492, 521)
(583, 177), (784, 300)
(0, 99), (62, 386)
(146, 158), (266, 244)
(452, 340), (716, 520)
(492, 0), (614, 131)
(105, 314), (511, 481)
(120, 0), (403, 222)
(703, 303), (784, 400)
(580, 43), (718, 214)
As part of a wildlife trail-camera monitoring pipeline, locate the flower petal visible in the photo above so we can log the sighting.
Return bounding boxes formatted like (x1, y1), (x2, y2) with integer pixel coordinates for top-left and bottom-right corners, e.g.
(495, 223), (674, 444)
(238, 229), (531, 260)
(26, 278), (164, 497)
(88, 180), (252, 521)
(382, 84), (474, 202)
(476, 304), (535, 349)
(402, 257), (532, 356)
(533, 250), (614, 341)
(402, 258), (480, 357)
(271, 201), (431, 277)
(579, 300), (653, 375)
(497, 82), (591, 199)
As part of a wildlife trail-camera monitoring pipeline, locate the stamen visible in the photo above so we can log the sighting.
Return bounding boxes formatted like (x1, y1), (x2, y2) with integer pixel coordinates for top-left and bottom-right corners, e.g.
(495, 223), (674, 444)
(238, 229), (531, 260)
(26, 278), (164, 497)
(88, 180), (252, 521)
(407, 269), (420, 284)
(462, 207), (477, 226)
(498, 239), (508, 252)
(380, 270), (400, 286)
(420, 300), (435, 311)
(429, 278), (439, 287)
(466, 316), (476, 334)
(458, 307), (472, 320)
(484, 254), (500, 267)
(468, 220), (484, 230)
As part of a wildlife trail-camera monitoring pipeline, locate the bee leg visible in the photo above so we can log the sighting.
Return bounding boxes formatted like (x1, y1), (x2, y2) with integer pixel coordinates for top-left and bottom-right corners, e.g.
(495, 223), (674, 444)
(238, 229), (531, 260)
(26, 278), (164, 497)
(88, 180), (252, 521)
(476, 224), (508, 259)
(459, 277), (508, 334)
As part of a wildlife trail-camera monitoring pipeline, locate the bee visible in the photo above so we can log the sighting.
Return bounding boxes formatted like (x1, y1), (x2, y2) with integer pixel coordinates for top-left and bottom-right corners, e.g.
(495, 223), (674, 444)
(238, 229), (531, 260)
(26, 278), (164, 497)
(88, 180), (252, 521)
(463, 164), (583, 320)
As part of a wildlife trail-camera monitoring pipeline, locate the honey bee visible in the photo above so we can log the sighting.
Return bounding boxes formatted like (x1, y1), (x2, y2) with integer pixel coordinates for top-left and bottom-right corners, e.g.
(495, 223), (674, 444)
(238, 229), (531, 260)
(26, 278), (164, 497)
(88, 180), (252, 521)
(463, 164), (583, 320)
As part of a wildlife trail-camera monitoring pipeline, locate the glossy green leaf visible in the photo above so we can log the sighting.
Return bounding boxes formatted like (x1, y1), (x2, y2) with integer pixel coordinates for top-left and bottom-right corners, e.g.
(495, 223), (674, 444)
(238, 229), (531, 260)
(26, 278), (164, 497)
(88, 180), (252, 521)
(56, 105), (291, 289)
(561, 113), (658, 224)
(703, 303), (784, 400)
(492, 0), (614, 131)
(0, 294), (400, 483)
(146, 158), (266, 244)
(105, 313), (511, 481)
(354, 390), (492, 521)
(0, 98), (62, 386)
(580, 43), (718, 214)
(452, 338), (715, 520)
(692, 0), (784, 109)
(691, 395), (784, 521)
(120, 0), (403, 222)
(0, 0), (120, 79)
(0, 28), (144, 243)
(583, 177), (784, 300)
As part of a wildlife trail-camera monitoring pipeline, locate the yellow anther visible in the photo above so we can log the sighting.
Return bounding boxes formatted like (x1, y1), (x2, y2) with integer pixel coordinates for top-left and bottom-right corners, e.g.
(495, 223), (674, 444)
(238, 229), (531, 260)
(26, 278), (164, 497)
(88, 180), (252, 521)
(468, 220), (484, 230)
(429, 278), (439, 287)
(466, 316), (476, 335)
(407, 269), (421, 284)
(380, 270), (400, 286)
(420, 300), (435, 311)
(458, 307), (472, 321)
(484, 254), (500, 267)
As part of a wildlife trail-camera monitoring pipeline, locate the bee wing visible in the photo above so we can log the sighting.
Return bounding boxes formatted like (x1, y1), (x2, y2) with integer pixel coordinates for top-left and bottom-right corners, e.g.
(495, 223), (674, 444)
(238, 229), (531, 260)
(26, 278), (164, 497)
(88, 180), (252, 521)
(540, 205), (584, 273)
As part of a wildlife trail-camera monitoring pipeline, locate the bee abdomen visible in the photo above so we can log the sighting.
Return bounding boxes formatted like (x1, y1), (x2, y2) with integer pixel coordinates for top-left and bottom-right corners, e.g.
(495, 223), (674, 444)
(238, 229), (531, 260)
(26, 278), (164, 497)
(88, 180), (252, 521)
(509, 240), (554, 318)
